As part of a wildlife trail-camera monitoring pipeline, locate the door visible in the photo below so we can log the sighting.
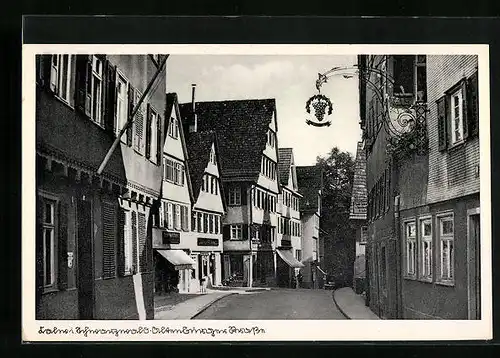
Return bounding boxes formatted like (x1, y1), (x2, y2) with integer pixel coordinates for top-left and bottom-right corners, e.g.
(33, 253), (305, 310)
(77, 198), (94, 319)
(468, 212), (481, 319)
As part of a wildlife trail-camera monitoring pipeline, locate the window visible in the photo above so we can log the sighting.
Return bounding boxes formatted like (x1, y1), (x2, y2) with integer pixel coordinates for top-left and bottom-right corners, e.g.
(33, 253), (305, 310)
(169, 116), (179, 139)
(41, 198), (57, 288)
(295, 250), (302, 262)
(209, 146), (216, 165)
(267, 130), (275, 147)
(404, 222), (417, 277)
(123, 211), (134, 275)
(230, 225), (243, 240)
(209, 214), (214, 234)
(392, 55), (415, 98)
(253, 228), (260, 241)
(50, 54), (73, 103)
(415, 55), (427, 102)
(174, 205), (181, 230)
(181, 206), (189, 231)
(450, 88), (464, 145)
(197, 212), (203, 233)
(90, 55), (103, 125)
(164, 158), (184, 186)
(203, 213), (209, 233)
(215, 216), (220, 234)
(192, 211), (197, 232)
(420, 218), (433, 281)
(116, 74), (128, 136)
(149, 109), (158, 163)
(166, 203), (173, 230)
(211, 176), (215, 194)
(229, 187), (241, 206)
(439, 215), (454, 283)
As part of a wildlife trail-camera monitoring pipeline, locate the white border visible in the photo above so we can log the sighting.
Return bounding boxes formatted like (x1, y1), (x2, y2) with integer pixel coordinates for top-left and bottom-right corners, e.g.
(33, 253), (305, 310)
(22, 44), (492, 342)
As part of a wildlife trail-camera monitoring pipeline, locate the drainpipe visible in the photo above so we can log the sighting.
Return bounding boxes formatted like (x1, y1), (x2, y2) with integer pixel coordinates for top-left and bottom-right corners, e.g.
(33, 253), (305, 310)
(394, 194), (402, 318)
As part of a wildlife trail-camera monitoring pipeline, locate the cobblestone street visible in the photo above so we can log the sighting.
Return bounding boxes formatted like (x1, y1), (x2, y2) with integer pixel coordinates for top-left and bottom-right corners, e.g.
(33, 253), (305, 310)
(193, 288), (346, 320)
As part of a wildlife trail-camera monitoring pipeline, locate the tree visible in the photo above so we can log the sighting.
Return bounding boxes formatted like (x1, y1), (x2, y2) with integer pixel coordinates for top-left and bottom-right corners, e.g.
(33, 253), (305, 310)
(316, 147), (356, 287)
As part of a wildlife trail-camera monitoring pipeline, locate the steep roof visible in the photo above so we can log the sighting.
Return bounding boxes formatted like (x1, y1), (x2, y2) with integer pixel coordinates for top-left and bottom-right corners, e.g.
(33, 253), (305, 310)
(185, 131), (216, 201)
(179, 98), (277, 181)
(278, 148), (293, 186)
(349, 141), (367, 221)
(164, 92), (195, 202)
(296, 165), (323, 213)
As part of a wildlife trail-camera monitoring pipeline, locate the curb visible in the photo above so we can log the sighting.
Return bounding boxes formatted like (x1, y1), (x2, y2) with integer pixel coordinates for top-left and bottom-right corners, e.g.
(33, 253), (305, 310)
(190, 292), (237, 319)
(331, 289), (351, 320)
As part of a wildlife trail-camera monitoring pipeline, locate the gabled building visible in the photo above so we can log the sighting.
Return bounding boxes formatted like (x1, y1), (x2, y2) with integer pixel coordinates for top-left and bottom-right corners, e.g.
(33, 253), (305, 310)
(359, 54), (480, 319)
(180, 97), (280, 287)
(36, 54), (167, 320)
(185, 130), (226, 290)
(276, 148), (305, 288)
(296, 165), (324, 289)
(152, 93), (196, 295)
(349, 141), (368, 295)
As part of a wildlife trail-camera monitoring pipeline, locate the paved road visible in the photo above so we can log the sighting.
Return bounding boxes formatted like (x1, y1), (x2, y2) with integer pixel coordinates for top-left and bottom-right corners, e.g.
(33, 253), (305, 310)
(194, 288), (346, 320)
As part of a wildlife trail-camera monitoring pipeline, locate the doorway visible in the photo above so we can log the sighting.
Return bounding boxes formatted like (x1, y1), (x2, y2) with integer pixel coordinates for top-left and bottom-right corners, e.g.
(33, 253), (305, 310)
(468, 210), (481, 320)
(77, 197), (94, 319)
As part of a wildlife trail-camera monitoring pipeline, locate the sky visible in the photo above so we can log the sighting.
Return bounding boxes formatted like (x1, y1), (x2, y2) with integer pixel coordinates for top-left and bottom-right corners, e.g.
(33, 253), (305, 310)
(165, 55), (361, 166)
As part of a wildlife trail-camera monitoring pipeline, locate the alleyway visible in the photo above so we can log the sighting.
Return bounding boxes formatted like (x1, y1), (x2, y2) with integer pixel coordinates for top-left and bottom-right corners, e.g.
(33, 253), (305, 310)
(193, 288), (346, 320)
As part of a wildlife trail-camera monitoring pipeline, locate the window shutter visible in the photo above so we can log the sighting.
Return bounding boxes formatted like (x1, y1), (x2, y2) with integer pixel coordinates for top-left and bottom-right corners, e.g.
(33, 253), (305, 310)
(242, 224), (248, 240)
(145, 103), (152, 159)
(126, 86), (135, 147)
(156, 114), (162, 164)
(131, 211), (137, 274)
(135, 97), (145, 153)
(102, 202), (116, 279)
(223, 225), (230, 241)
(117, 209), (126, 276)
(84, 58), (92, 116)
(437, 96), (448, 151)
(104, 61), (117, 135)
(57, 201), (69, 290)
(75, 55), (90, 115)
(461, 79), (469, 140)
(467, 71), (479, 137)
(49, 55), (58, 92)
(101, 60), (109, 126)
(241, 185), (247, 205)
(138, 213), (147, 272)
(180, 206), (186, 231)
(35, 196), (44, 314)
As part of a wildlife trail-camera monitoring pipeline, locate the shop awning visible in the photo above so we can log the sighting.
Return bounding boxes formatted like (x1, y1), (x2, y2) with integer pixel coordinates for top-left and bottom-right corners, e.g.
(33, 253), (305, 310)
(276, 249), (305, 268)
(156, 249), (195, 270)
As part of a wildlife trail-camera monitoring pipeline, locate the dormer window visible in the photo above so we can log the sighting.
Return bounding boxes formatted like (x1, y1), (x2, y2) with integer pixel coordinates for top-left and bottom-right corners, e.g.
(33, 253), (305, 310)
(267, 130), (276, 148)
(169, 116), (179, 139)
(209, 146), (216, 165)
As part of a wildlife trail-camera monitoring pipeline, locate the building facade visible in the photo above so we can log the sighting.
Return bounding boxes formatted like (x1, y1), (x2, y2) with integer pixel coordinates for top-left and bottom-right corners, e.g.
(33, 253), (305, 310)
(276, 148), (305, 288)
(36, 54), (166, 319)
(152, 93), (197, 294)
(359, 54), (480, 319)
(180, 98), (280, 288)
(185, 130), (226, 290)
(296, 166), (324, 289)
(399, 55), (480, 319)
(349, 141), (368, 295)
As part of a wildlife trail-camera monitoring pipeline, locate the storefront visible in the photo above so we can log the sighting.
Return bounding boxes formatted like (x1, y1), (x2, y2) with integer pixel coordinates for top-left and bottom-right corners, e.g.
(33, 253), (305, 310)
(276, 248), (305, 288)
(154, 249), (195, 294)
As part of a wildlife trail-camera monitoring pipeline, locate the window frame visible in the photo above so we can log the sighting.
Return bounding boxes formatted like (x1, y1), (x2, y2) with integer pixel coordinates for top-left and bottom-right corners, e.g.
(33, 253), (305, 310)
(450, 87), (464, 145)
(90, 55), (104, 126)
(437, 212), (455, 286)
(403, 219), (417, 279)
(115, 70), (129, 139)
(51, 54), (74, 105)
(123, 209), (134, 276)
(228, 186), (242, 206)
(39, 193), (59, 292)
(149, 105), (159, 164)
(168, 115), (179, 139)
(418, 216), (433, 282)
(230, 224), (243, 240)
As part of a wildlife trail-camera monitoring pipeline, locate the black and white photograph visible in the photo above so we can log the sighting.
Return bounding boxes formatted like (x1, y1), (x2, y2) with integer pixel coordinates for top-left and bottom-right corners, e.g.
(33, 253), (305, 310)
(22, 44), (492, 341)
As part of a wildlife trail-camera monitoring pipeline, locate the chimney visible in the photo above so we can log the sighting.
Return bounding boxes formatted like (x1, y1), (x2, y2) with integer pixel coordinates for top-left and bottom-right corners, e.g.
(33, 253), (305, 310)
(189, 84), (197, 133)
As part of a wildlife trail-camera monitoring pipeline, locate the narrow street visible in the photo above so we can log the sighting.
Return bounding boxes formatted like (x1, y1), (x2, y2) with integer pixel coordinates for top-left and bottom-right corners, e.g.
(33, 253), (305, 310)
(193, 289), (346, 320)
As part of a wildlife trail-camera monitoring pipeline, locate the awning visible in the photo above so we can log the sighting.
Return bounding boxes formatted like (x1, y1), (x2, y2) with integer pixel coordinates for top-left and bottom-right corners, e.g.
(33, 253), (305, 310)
(276, 249), (305, 268)
(156, 249), (195, 270)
